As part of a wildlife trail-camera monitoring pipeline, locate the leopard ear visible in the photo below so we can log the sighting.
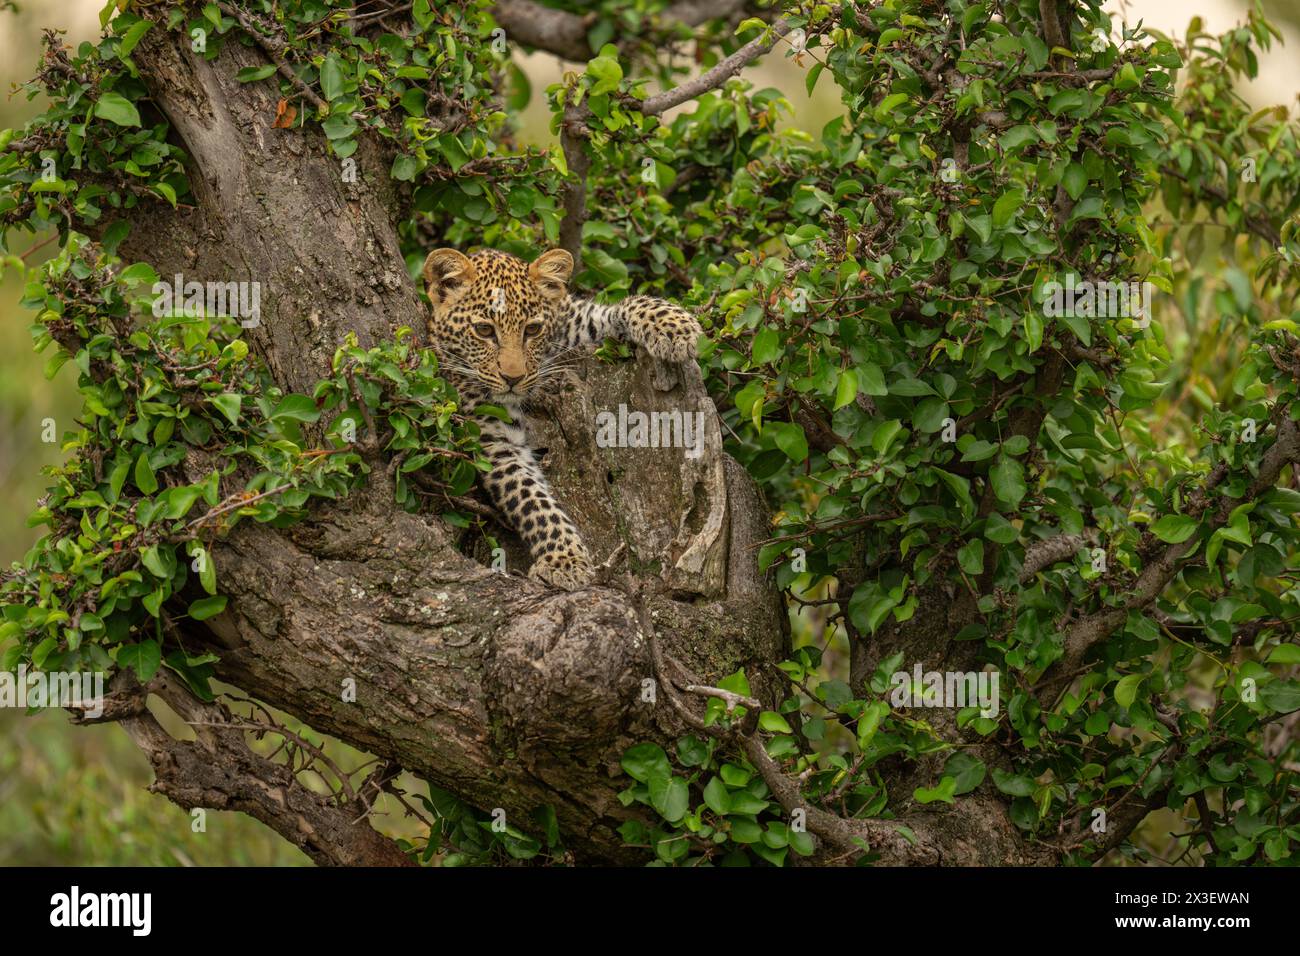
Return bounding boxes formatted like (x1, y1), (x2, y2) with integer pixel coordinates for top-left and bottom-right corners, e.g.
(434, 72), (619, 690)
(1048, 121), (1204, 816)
(422, 249), (476, 307)
(529, 249), (573, 300)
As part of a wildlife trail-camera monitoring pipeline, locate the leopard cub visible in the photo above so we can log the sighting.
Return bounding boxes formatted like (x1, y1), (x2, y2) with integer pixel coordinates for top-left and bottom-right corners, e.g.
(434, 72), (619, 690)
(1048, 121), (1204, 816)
(422, 246), (703, 590)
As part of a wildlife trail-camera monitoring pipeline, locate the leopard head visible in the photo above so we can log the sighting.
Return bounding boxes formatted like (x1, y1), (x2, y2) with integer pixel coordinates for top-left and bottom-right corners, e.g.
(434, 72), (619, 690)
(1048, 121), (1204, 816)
(422, 247), (572, 400)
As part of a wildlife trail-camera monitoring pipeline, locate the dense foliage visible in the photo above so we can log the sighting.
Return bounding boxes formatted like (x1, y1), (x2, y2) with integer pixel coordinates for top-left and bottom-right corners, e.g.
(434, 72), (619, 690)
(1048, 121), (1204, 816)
(2, 0), (1298, 866)
(1, 232), (478, 701)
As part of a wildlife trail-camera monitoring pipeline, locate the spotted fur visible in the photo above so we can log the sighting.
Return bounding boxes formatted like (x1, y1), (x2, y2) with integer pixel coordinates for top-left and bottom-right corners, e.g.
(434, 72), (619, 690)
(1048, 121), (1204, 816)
(422, 247), (703, 589)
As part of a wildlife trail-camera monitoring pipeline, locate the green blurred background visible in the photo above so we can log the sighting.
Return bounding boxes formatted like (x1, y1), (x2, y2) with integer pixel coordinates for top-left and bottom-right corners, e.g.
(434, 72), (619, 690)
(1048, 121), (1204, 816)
(1, 0), (1298, 865)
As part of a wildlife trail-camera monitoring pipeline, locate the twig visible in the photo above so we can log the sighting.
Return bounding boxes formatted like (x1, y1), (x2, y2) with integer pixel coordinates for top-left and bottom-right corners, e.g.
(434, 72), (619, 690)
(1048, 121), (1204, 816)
(217, 1), (327, 111)
(641, 18), (800, 115)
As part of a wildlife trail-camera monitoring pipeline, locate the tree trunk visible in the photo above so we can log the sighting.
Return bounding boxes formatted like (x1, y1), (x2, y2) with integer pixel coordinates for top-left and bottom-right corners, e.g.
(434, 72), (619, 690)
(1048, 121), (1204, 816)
(81, 21), (1083, 868)
(100, 28), (787, 865)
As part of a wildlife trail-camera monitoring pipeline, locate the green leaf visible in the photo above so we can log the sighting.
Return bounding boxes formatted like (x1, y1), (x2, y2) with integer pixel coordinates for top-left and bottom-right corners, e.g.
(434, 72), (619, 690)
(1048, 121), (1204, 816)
(789, 829), (815, 856)
(957, 539), (984, 575)
(999, 125), (1037, 152)
(729, 818), (763, 843)
(1266, 644), (1300, 665)
(187, 595), (228, 621)
(872, 419), (903, 455)
(702, 777), (731, 815)
(271, 394), (321, 423)
(391, 153), (420, 182)
(236, 64), (278, 83)
(890, 378), (936, 397)
(320, 53), (345, 101)
(943, 753), (986, 795)
(805, 62), (824, 97)
(913, 397), (949, 433)
(856, 699), (888, 748)
(857, 363), (887, 396)
(165, 485), (203, 520)
(505, 62), (532, 111)
(117, 640), (162, 681)
(914, 777), (957, 805)
(961, 439), (998, 463)
(768, 421), (808, 463)
(133, 452), (158, 496)
(209, 393), (242, 426)
(1150, 514), (1198, 544)
(873, 92), (909, 121)
(1047, 88), (1085, 115)
(718, 669), (751, 697)
(586, 53), (623, 96)
(1023, 311), (1043, 352)
(649, 775), (689, 823)
(758, 710), (793, 733)
(834, 368), (858, 410)
(751, 327), (781, 365)
(437, 134), (470, 172)
(140, 544), (169, 578)
(142, 588), (165, 617)
(848, 583), (901, 635)
(1114, 673), (1142, 709)
(1062, 163), (1088, 201)
(152, 182), (177, 207)
(992, 189), (1025, 227)
(621, 742), (670, 785)
(196, 547), (217, 595)
(719, 761), (751, 787)
(321, 113), (357, 141)
(94, 92), (141, 127)
(990, 456), (1026, 507)
(985, 513), (1018, 545)
(118, 19), (154, 56)
(1260, 680), (1300, 714)
(991, 768), (1034, 797)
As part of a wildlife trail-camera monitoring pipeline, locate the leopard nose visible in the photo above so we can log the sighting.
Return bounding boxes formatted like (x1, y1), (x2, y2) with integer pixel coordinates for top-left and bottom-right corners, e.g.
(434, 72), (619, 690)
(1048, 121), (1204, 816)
(502, 373), (523, 389)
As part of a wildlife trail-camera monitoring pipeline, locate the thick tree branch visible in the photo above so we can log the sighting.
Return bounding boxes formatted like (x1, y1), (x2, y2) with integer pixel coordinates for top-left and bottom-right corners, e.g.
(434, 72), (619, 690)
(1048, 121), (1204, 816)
(1019, 530), (1100, 584)
(559, 104), (592, 264)
(115, 671), (414, 866)
(66, 26), (793, 866)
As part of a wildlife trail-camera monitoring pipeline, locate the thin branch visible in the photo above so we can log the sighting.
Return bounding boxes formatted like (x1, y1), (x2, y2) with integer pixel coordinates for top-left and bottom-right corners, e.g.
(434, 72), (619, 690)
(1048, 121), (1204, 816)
(493, 0), (753, 62)
(1162, 165), (1281, 246)
(1042, 412), (1300, 701)
(217, 1), (327, 111)
(114, 670), (414, 866)
(1020, 530), (1100, 584)
(642, 18), (798, 115)
(624, 574), (940, 864)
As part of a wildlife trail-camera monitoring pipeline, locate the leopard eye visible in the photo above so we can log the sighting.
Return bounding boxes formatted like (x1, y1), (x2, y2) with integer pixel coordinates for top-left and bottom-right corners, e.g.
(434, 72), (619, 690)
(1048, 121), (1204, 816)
(472, 322), (496, 340)
(523, 322), (545, 339)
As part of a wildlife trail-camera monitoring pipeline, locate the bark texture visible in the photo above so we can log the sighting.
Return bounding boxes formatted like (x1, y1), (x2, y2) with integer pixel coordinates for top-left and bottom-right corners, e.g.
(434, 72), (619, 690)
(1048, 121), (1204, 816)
(79, 19), (1112, 867)
(85, 25), (796, 866)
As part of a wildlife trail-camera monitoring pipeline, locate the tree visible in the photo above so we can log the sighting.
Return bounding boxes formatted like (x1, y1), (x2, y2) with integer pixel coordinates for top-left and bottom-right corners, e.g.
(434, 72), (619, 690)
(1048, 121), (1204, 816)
(1, 0), (1297, 867)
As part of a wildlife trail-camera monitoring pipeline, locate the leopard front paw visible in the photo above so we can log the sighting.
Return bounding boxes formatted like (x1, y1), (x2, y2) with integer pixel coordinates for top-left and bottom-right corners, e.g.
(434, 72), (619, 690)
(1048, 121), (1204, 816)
(630, 305), (703, 364)
(527, 548), (596, 591)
